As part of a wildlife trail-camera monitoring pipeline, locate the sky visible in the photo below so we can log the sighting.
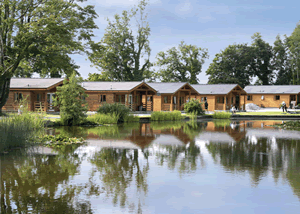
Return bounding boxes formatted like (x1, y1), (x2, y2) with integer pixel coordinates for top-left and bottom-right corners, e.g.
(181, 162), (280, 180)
(72, 0), (300, 83)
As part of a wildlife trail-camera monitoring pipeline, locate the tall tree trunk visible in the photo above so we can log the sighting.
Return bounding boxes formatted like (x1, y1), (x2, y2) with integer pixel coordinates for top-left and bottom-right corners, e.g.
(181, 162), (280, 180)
(0, 75), (11, 114)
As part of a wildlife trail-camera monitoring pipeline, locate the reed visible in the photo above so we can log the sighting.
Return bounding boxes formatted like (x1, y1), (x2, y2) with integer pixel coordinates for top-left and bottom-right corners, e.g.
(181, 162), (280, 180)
(0, 112), (44, 152)
(212, 111), (231, 119)
(86, 113), (119, 125)
(124, 114), (140, 122)
(151, 111), (183, 121)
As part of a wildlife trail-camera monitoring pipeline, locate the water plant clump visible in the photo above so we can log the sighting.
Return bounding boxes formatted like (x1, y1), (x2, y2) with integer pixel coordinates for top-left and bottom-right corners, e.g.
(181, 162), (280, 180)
(212, 111), (231, 119)
(0, 112), (45, 152)
(151, 110), (183, 121)
(97, 103), (130, 122)
(86, 113), (119, 124)
(39, 134), (86, 147)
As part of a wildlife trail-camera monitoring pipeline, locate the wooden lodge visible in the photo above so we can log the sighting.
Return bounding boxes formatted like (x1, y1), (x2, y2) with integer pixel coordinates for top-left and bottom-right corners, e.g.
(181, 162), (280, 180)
(4, 78), (300, 113)
(3, 78), (64, 112)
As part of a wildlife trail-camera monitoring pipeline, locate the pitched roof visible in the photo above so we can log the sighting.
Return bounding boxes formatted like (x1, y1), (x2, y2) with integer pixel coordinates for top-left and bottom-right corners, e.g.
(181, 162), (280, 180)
(191, 84), (239, 95)
(244, 85), (300, 94)
(10, 78), (64, 89)
(82, 81), (147, 91)
(147, 82), (187, 94)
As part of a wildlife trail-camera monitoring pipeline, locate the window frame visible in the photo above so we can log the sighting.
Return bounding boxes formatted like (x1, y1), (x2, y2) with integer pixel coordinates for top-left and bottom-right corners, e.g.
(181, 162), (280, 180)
(275, 95), (280, 101)
(247, 95), (252, 101)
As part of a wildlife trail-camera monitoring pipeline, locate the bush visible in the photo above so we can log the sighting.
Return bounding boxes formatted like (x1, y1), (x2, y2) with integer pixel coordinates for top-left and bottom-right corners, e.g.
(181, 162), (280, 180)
(184, 99), (205, 115)
(0, 112), (44, 152)
(151, 110), (182, 121)
(54, 73), (88, 126)
(124, 114), (140, 122)
(97, 103), (130, 122)
(212, 111), (231, 119)
(86, 113), (119, 124)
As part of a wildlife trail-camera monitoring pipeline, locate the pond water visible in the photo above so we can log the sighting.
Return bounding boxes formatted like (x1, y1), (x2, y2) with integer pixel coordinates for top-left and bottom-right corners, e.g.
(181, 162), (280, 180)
(1, 120), (300, 213)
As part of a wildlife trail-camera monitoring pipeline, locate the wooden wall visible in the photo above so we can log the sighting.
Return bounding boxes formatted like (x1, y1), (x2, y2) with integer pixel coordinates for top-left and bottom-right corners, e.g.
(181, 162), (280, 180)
(241, 94), (290, 108)
(3, 91), (32, 112)
(85, 92), (115, 111)
(153, 95), (162, 111)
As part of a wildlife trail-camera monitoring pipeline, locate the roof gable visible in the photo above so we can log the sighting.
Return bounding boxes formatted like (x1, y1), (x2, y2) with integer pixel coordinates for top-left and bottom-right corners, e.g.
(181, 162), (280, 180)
(244, 85), (300, 94)
(10, 78), (64, 89)
(191, 84), (242, 95)
(82, 81), (156, 92)
(147, 82), (188, 94)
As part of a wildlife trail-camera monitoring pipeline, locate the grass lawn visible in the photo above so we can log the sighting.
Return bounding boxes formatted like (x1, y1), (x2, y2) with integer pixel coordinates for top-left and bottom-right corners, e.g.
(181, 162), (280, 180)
(236, 111), (300, 116)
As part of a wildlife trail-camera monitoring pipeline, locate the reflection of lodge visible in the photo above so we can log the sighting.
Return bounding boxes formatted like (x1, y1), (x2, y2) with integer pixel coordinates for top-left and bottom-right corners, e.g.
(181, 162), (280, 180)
(199, 121), (247, 143)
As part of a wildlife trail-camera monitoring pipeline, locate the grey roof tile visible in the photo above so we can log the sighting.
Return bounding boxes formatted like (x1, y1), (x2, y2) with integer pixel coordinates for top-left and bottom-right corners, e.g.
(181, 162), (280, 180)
(82, 81), (144, 91)
(147, 82), (187, 94)
(10, 78), (64, 89)
(244, 85), (300, 94)
(191, 84), (239, 95)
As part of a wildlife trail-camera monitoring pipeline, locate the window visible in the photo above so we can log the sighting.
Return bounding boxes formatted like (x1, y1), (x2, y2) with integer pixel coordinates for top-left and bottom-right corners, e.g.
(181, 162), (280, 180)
(247, 95), (252, 101)
(99, 95), (106, 102)
(14, 93), (23, 102)
(217, 97), (224, 104)
(147, 96), (153, 102)
(164, 96), (168, 103)
(201, 97), (207, 102)
(173, 96), (177, 104)
(275, 95), (280, 100)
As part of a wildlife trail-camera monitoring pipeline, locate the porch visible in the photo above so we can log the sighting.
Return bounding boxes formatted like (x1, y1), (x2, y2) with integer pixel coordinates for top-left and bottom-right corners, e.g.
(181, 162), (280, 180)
(214, 86), (247, 111)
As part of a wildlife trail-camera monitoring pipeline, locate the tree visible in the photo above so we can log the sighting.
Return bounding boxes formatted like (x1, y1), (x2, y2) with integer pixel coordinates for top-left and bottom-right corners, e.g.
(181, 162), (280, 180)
(249, 33), (274, 85)
(288, 22), (300, 84)
(206, 44), (253, 88)
(273, 35), (293, 85)
(54, 73), (88, 126)
(86, 72), (112, 81)
(88, 0), (152, 81)
(155, 41), (208, 84)
(0, 0), (97, 113)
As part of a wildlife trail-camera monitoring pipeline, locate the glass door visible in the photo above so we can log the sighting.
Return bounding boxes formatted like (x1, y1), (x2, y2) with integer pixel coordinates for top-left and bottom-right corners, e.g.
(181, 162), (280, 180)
(47, 93), (55, 111)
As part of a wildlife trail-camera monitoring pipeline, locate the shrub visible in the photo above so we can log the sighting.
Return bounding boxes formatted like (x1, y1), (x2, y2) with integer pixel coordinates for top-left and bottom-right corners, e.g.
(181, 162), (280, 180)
(54, 73), (88, 126)
(0, 112), (44, 152)
(86, 113), (119, 124)
(184, 99), (205, 115)
(124, 114), (140, 122)
(97, 103), (130, 122)
(212, 111), (231, 119)
(151, 110), (182, 121)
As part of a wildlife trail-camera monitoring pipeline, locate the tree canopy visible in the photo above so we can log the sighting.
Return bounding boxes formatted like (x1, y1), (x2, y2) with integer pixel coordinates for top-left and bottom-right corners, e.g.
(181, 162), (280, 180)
(155, 41), (208, 84)
(206, 44), (253, 88)
(88, 0), (152, 82)
(0, 0), (97, 112)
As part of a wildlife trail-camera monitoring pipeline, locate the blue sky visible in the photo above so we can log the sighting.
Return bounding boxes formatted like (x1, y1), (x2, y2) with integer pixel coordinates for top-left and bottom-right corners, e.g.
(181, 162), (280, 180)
(73, 0), (300, 83)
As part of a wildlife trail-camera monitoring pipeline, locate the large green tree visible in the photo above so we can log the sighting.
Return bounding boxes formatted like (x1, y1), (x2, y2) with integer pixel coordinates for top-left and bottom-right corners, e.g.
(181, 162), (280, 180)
(288, 22), (300, 85)
(273, 35), (293, 85)
(206, 44), (253, 88)
(249, 33), (274, 85)
(86, 72), (112, 81)
(88, 0), (152, 81)
(155, 41), (208, 84)
(0, 0), (97, 113)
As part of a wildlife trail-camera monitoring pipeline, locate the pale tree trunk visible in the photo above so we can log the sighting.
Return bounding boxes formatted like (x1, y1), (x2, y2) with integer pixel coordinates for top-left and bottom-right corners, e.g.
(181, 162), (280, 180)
(0, 75), (11, 114)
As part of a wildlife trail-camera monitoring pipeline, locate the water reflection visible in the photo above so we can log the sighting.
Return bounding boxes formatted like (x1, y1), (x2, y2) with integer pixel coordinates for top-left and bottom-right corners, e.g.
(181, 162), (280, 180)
(2, 120), (300, 213)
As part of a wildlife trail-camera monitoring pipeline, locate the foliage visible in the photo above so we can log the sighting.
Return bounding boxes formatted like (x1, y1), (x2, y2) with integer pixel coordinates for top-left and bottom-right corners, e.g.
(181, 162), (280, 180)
(124, 114), (140, 122)
(0, 112), (44, 152)
(97, 103), (130, 122)
(272, 120), (300, 130)
(88, 0), (153, 81)
(212, 112), (231, 119)
(213, 119), (232, 127)
(0, 0), (97, 112)
(87, 113), (119, 124)
(151, 110), (182, 121)
(38, 134), (86, 148)
(150, 121), (185, 130)
(54, 73), (88, 126)
(206, 44), (253, 88)
(86, 72), (112, 81)
(155, 41), (208, 84)
(184, 99), (205, 115)
(288, 22), (300, 85)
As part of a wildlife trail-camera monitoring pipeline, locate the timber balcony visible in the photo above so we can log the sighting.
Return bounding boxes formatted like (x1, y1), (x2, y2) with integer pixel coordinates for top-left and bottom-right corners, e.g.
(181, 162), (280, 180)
(34, 101), (58, 112)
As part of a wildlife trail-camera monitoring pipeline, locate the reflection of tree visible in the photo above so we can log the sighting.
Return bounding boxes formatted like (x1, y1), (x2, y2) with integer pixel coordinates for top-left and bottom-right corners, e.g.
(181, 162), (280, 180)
(90, 148), (149, 210)
(206, 137), (300, 196)
(0, 146), (99, 213)
(154, 140), (205, 176)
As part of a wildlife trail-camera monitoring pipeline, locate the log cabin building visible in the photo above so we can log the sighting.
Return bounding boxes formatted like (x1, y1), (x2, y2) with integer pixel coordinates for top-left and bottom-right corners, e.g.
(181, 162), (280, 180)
(191, 84), (247, 111)
(242, 85), (300, 108)
(2, 78), (64, 112)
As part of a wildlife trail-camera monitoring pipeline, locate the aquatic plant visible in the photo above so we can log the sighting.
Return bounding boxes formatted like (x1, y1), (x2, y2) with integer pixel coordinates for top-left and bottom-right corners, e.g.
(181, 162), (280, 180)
(97, 103), (130, 122)
(86, 113), (119, 124)
(151, 110), (183, 121)
(0, 112), (44, 152)
(212, 111), (231, 119)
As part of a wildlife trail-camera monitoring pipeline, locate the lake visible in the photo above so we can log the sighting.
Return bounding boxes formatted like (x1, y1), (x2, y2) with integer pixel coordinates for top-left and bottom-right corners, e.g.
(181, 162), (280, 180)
(1, 120), (300, 214)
